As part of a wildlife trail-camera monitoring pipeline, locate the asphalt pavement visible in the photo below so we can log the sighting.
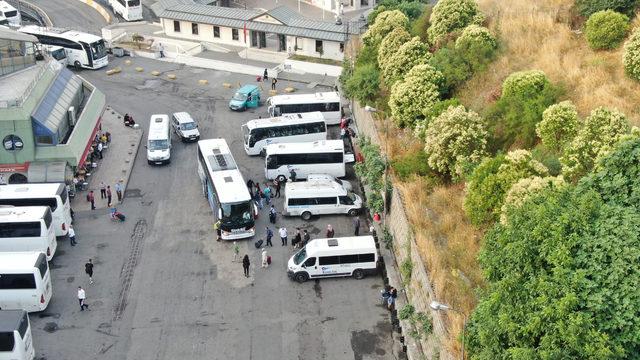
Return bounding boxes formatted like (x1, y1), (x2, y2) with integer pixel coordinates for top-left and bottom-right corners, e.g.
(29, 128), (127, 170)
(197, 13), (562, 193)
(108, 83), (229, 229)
(29, 56), (395, 360)
(28, 0), (108, 34)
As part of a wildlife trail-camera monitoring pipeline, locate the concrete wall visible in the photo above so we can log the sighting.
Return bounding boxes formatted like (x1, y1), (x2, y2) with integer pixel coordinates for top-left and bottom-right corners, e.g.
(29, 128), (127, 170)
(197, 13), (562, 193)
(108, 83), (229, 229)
(287, 36), (344, 61)
(283, 59), (342, 77)
(162, 19), (248, 48)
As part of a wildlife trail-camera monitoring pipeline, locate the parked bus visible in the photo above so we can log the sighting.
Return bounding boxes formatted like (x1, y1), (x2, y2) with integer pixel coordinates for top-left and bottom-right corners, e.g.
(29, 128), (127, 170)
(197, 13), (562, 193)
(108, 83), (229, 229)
(108, 0), (142, 21)
(0, 252), (52, 312)
(0, 1), (20, 26)
(0, 183), (72, 239)
(147, 114), (171, 165)
(197, 139), (258, 240)
(287, 236), (379, 283)
(0, 207), (56, 261)
(0, 310), (35, 360)
(242, 112), (327, 156)
(267, 92), (341, 125)
(18, 25), (108, 70)
(265, 140), (346, 182)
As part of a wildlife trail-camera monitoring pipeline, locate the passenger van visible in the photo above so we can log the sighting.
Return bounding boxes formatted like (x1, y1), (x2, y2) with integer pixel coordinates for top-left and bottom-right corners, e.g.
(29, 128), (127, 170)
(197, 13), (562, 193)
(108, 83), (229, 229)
(229, 84), (261, 111)
(0, 252), (52, 313)
(0, 1), (20, 26)
(171, 112), (200, 142)
(307, 173), (352, 191)
(284, 180), (362, 220)
(0, 310), (35, 360)
(147, 114), (171, 165)
(0, 207), (56, 261)
(43, 45), (68, 66)
(287, 236), (379, 283)
(242, 112), (327, 156)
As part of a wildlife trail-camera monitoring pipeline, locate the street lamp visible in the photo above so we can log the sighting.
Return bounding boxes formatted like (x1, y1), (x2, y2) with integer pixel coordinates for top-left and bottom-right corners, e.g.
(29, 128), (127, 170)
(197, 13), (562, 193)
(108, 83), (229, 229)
(430, 301), (467, 360)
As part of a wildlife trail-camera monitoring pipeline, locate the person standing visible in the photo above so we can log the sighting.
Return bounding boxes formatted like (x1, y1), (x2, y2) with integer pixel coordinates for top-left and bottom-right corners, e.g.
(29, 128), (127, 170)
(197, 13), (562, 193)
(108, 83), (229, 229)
(271, 77), (277, 90)
(261, 248), (268, 268)
(293, 228), (302, 249)
(303, 229), (310, 247)
(97, 142), (103, 159)
(115, 180), (123, 202)
(273, 178), (281, 198)
(233, 241), (240, 262)
(242, 254), (250, 277)
(263, 68), (269, 81)
(254, 188), (263, 210)
(99, 182), (107, 199)
(214, 220), (221, 241)
(279, 227), (288, 246)
(106, 186), (112, 207)
(263, 184), (271, 205)
(69, 225), (77, 246)
(87, 190), (95, 210)
(353, 217), (360, 236)
(265, 226), (274, 247)
(269, 205), (277, 224)
(158, 42), (165, 58)
(85, 259), (94, 284)
(77, 286), (89, 311)
(326, 224), (335, 238)
(289, 169), (297, 182)
(246, 178), (254, 192)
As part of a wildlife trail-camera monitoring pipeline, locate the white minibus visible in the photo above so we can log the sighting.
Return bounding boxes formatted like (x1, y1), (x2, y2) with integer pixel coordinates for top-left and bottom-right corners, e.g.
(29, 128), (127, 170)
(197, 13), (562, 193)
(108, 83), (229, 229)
(108, 0), (142, 21)
(267, 92), (341, 125)
(0, 183), (72, 239)
(0, 252), (52, 313)
(265, 140), (346, 182)
(0, 310), (35, 360)
(0, 1), (20, 26)
(287, 236), (379, 283)
(43, 44), (68, 66)
(284, 180), (362, 220)
(242, 112), (327, 156)
(307, 173), (352, 191)
(147, 114), (171, 165)
(0, 207), (56, 261)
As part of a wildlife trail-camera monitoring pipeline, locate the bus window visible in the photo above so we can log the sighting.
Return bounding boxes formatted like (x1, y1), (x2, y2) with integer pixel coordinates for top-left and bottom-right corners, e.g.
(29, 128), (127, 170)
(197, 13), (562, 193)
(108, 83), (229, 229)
(0, 274), (36, 289)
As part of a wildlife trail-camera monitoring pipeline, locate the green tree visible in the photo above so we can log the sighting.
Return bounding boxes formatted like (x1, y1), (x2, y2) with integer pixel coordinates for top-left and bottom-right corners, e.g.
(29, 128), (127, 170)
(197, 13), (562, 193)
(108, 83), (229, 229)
(536, 101), (580, 152)
(429, 44), (473, 94)
(623, 27), (640, 81)
(455, 25), (497, 52)
(576, 0), (639, 17)
(363, 10), (410, 48)
(344, 63), (380, 104)
(427, 0), (484, 44)
(502, 69), (550, 98)
(378, 27), (412, 70)
(500, 175), (565, 224)
(585, 10), (630, 50)
(414, 98), (462, 140)
(381, 36), (431, 86)
(388, 64), (441, 128)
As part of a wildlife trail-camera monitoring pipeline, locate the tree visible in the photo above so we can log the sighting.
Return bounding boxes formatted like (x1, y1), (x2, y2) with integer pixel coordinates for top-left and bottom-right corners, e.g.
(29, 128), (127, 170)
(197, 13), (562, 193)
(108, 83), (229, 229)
(344, 63), (380, 104)
(423, 105), (488, 180)
(623, 27), (640, 81)
(576, 0), (639, 17)
(501, 69), (550, 99)
(455, 25), (497, 52)
(414, 98), (462, 140)
(585, 10), (630, 50)
(500, 175), (565, 224)
(381, 36), (431, 86)
(388, 64), (441, 128)
(363, 10), (410, 48)
(378, 27), (412, 70)
(536, 101), (580, 152)
(427, 0), (484, 44)
(561, 106), (630, 181)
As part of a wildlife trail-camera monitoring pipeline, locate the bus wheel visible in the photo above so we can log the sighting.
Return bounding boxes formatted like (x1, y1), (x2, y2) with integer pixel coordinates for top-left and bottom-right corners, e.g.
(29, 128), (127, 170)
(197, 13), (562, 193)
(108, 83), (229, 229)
(301, 211), (312, 221)
(73, 61), (81, 71)
(277, 175), (287, 183)
(348, 209), (359, 216)
(295, 272), (309, 283)
(353, 269), (365, 280)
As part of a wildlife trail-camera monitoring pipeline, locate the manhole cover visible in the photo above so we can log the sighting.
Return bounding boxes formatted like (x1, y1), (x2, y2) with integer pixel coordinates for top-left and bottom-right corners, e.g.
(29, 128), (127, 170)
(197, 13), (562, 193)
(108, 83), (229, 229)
(125, 188), (143, 198)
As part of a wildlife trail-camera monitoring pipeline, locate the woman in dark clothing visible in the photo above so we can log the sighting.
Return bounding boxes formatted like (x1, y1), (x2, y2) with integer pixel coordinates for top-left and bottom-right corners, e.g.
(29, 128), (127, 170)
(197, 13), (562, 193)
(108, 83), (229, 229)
(242, 255), (250, 277)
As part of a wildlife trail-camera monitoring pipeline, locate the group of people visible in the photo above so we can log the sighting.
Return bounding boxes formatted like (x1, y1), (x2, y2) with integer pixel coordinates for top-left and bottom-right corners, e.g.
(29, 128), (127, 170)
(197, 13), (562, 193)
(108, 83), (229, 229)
(123, 113), (136, 127)
(262, 69), (278, 91)
(85, 179), (124, 211)
(381, 285), (399, 310)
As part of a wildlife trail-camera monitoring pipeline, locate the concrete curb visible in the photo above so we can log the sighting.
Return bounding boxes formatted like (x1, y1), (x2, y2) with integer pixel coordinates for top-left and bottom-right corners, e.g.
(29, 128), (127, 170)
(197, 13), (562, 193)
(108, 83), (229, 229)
(72, 0), (111, 23)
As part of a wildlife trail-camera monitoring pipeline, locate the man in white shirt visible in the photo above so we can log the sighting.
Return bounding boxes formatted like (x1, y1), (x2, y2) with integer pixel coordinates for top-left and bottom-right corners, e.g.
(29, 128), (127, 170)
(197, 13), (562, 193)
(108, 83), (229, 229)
(69, 225), (76, 246)
(97, 142), (103, 159)
(279, 227), (287, 246)
(77, 286), (89, 311)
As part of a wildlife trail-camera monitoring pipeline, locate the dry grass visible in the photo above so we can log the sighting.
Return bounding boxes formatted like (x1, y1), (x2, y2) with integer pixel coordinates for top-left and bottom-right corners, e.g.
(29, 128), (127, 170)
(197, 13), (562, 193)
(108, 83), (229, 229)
(459, 0), (640, 126)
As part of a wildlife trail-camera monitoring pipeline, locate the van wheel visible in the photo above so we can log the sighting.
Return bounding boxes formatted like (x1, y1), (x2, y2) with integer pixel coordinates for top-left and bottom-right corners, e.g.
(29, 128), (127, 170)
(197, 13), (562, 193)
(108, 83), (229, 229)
(301, 211), (312, 221)
(74, 61), (82, 71)
(353, 269), (365, 280)
(277, 175), (287, 183)
(348, 209), (359, 216)
(295, 272), (309, 283)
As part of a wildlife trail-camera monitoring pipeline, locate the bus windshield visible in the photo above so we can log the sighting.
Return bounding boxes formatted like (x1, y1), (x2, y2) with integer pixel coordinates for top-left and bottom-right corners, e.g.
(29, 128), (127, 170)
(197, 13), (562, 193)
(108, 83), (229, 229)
(293, 248), (307, 265)
(148, 139), (169, 150)
(90, 40), (107, 60)
(221, 201), (253, 226)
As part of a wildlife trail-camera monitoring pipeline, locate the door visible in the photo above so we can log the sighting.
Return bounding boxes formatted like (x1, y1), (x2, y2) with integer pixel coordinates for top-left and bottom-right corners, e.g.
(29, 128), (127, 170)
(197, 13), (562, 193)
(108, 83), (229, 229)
(250, 31), (258, 47)
(278, 34), (286, 51)
(259, 32), (266, 49)
(302, 257), (318, 276)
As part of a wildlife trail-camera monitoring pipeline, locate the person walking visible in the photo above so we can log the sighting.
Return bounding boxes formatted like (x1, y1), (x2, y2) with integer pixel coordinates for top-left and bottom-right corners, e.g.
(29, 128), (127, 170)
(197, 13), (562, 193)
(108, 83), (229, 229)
(158, 42), (165, 58)
(242, 254), (250, 277)
(77, 286), (89, 311)
(263, 68), (269, 81)
(271, 77), (277, 90)
(293, 228), (302, 249)
(85, 259), (94, 284)
(214, 220), (221, 241)
(87, 190), (95, 210)
(303, 229), (310, 247)
(261, 248), (269, 268)
(69, 225), (77, 246)
(106, 186), (112, 207)
(246, 178), (254, 192)
(97, 142), (103, 159)
(265, 226), (274, 247)
(353, 217), (360, 236)
(326, 224), (335, 238)
(269, 205), (277, 224)
(273, 178), (281, 198)
(115, 180), (123, 202)
(263, 184), (271, 205)
(279, 227), (288, 246)
(254, 188), (263, 210)
(233, 241), (240, 262)
(99, 182), (106, 199)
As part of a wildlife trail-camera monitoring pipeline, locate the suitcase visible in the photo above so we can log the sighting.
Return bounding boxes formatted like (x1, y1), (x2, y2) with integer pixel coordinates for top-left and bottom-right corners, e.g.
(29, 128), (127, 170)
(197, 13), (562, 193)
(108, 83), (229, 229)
(267, 255), (272, 265)
(254, 239), (263, 249)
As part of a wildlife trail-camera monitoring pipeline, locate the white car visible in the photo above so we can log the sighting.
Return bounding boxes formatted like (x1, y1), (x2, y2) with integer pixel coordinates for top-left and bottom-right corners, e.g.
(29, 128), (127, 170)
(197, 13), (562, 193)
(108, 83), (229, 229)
(307, 174), (353, 191)
(171, 112), (200, 142)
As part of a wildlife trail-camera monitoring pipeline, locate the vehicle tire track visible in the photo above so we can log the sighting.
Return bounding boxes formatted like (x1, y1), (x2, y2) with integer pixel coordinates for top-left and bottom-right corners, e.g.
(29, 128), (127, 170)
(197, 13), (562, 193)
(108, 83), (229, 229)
(113, 218), (147, 321)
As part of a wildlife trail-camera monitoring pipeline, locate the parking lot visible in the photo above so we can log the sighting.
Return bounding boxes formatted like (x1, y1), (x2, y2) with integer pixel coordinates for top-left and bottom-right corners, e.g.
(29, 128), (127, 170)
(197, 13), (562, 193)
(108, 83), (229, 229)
(28, 57), (394, 360)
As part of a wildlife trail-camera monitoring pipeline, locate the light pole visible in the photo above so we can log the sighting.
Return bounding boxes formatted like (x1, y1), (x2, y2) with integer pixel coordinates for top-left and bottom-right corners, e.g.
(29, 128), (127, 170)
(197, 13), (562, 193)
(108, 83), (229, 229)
(430, 301), (467, 360)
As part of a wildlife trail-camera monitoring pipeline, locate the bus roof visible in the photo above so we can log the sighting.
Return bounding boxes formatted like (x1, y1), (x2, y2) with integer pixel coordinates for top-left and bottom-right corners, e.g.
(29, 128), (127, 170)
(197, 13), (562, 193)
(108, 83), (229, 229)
(0, 206), (49, 222)
(0, 252), (44, 271)
(245, 112), (326, 130)
(0, 310), (27, 333)
(268, 92), (340, 105)
(18, 25), (103, 43)
(306, 236), (376, 253)
(285, 180), (346, 197)
(265, 140), (343, 155)
(148, 114), (169, 141)
(198, 139), (251, 204)
(0, 183), (65, 198)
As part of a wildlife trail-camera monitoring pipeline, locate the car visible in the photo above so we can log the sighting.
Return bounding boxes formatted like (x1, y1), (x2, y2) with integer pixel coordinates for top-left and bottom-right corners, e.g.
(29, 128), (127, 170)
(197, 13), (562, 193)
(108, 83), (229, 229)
(307, 173), (353, 191)
(229, 84), (260, 111)
(171, 112), (200, 142)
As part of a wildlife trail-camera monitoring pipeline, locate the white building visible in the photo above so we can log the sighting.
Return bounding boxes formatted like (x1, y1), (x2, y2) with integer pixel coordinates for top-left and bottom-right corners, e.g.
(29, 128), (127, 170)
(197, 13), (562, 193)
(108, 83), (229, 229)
(159, 5), (361, 61)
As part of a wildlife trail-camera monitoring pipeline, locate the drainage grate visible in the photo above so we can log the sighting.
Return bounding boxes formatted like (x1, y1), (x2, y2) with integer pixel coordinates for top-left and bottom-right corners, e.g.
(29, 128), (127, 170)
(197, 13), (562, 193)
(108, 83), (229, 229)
(113, 219), (147, 321)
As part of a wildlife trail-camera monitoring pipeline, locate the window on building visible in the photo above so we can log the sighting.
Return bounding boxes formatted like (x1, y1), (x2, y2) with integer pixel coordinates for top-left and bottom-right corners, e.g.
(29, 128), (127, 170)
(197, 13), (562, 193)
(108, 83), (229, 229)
(191, 23), (199, 35)
(315, 40), (323, 54)
(213, 26), (220, 38)
(173, 20), (180, 32)
(35, 136), (54, 145)
(232, 28), (239, 41)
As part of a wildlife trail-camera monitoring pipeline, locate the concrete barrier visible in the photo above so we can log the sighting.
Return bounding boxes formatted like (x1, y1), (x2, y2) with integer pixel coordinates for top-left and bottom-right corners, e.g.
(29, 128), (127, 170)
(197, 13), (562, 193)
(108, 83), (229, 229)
(72, 0), (111, 23)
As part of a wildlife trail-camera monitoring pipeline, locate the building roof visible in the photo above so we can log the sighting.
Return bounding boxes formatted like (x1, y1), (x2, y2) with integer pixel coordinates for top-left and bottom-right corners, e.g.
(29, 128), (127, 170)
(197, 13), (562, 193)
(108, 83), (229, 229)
(0, 26), (37, 42)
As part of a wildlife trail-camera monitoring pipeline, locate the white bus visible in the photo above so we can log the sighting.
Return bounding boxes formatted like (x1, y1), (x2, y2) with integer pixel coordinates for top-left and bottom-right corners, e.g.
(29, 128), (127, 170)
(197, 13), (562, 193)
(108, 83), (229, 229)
(0, 310), (35, 360)
(0, 207), (56, 261)
(287, 236), (379, 283)
(197, 139), (258, 240)
(0, 1), (20, 26)
(108, 0), (142, 21)
(0, 183), (72, 239)
(242, 112), (327, 156)
(267, 92), (342, 125)
(18, 25), (108, 70)
(147, 114), (171, 165)
(0, 252), (52, 313)
(284, 180), (362, 220)
(265, 140), (346, 182)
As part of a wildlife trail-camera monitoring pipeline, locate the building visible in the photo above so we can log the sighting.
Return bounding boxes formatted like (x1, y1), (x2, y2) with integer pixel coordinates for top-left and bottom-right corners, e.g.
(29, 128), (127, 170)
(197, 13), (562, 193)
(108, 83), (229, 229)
(159, 4), (361, 61)
(0, 27), (105, 184)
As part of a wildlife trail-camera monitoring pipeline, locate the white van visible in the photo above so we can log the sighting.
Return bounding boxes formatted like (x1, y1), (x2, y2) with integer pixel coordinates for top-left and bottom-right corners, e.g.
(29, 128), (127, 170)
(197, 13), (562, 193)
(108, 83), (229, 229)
(0, 252), (52, 313)
(284, 180), (362, 220)
(307, 173), (352, 191)
(0, 207), (56, 261)
(287, 236), (379, 283)
(171, 112), (200, 142)
(0, 310), (35, 360)
(147, 114), (171, 165)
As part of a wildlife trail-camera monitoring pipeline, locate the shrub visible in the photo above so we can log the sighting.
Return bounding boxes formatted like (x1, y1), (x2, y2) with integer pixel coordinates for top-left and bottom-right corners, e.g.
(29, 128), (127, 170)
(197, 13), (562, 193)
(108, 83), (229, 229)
(396, 0), (426, 21)
(561, 106), (630, 181)
(363, 10), (410, 47)
(423, 105), (489, 180)
(414, 98), (462, 140)
(355, 42), (380, 68)
(369, 1), (426, 23)
(536, 101), (580, 152)
(585, 10), (630, 50)
(623, 27), (640, 81)
(389, 66), (441, 128)
(500, 175), (565, 224)
(411, 5), (432, 42)
(429, 44), (473, 95)
(427, 0), (484, 44)
(455, 24), (497, 51)
(338, 58), (353, 89)
(502, 70), (550, 99)
(381, 37), (431, 86)
(378, 27), (412, 70)
(344, 63), (381, 104)
(391, 148), (432, 180)
(576, 0), (639, 17)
